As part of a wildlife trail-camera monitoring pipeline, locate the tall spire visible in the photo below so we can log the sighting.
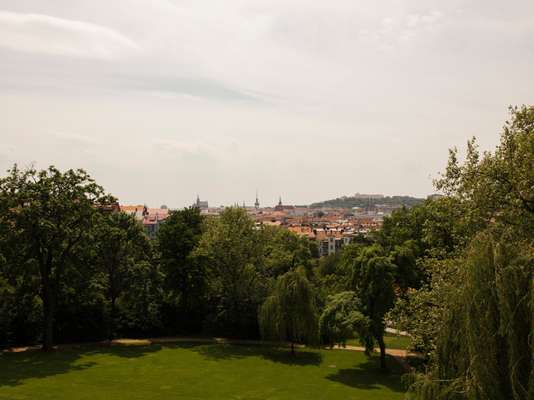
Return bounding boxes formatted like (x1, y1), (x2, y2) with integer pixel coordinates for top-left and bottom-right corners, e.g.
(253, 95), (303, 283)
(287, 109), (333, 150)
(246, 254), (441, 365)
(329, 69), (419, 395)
(278, 196), (282, 206)
(255, 189), (260, 209)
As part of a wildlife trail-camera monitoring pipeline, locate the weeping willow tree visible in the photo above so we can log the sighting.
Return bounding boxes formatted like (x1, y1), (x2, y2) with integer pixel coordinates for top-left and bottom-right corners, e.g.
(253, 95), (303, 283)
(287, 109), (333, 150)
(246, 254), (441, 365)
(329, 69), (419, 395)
(258, 270), (317, 354)
(407, 232), (534, 400)
(319, 291), (372, 352)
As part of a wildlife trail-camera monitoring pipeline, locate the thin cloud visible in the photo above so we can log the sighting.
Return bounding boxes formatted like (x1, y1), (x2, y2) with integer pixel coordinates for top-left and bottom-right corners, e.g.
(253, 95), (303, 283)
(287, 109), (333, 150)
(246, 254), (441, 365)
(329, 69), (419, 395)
(116, 75), (262, 103)
(0, 10), (139, 59)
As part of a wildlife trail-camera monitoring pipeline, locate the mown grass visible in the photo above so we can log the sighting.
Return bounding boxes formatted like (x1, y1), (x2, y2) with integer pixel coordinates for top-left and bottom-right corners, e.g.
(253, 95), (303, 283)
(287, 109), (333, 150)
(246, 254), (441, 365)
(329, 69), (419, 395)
(0, 342), (405, 400)
(347, 333), (412, 351)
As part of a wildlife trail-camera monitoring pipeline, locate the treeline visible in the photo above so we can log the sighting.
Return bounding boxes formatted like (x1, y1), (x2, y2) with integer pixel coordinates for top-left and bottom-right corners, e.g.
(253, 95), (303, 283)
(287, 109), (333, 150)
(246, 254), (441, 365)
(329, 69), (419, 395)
(1, 106), (532, 399)
(0, 162), (419, 369)
(386, 106), (533, 400)
(309, 195), (424, 209)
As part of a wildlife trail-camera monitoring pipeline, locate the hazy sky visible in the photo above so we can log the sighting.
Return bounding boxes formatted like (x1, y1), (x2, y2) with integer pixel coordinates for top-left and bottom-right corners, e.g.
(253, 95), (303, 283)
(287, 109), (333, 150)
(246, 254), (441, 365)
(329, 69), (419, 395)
(1, 1), (533, 207)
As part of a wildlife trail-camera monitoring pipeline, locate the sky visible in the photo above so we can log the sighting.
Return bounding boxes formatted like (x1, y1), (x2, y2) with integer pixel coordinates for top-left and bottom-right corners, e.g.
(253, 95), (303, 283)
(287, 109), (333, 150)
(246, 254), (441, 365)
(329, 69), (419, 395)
(1, 1), (533, 208)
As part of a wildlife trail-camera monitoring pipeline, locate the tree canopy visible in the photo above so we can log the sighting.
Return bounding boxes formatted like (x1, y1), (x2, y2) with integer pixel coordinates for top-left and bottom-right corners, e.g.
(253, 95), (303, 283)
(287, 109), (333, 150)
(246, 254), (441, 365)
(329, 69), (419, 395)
(0, 166), (113, 350)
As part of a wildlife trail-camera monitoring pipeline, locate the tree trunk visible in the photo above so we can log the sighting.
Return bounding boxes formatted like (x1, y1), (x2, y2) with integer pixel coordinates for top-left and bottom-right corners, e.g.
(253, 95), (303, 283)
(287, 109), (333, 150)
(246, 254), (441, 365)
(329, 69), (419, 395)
(291, 342), (295, 356)
(109, 296), (116, 341)
(42, 282), (55, 351)
(377, 335), (387, 369)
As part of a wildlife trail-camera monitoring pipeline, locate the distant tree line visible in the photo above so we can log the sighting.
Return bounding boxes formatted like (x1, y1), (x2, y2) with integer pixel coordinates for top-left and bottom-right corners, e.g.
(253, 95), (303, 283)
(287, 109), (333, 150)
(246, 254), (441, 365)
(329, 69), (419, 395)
(0, 106), (532, 399)
(309, 195), (424, 209)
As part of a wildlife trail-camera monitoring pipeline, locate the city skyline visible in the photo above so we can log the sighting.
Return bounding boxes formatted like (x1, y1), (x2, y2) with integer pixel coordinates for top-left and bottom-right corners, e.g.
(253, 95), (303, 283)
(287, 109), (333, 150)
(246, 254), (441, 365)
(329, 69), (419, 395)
(126, 191), (425, 209)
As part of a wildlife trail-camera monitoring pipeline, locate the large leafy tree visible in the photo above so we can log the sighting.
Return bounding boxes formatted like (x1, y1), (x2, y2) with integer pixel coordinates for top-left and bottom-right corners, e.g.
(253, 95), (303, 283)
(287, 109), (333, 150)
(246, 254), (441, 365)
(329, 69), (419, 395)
(195, 207), (266, 337)
(319, 244), (397, 368)
(93, 211), (152, 339)
(435, 105), (534, 238)
(407, 234), (534, 400)
(259, 270), (318, 354)
(156, 207), (205, 333)
(406, 106), (534, 399)
(0, 165), (113, 350)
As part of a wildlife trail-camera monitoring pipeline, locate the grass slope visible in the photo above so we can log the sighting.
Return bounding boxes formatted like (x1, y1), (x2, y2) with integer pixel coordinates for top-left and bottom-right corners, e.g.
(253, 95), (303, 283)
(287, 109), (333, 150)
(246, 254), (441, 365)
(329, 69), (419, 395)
(0, 343), (405, 400)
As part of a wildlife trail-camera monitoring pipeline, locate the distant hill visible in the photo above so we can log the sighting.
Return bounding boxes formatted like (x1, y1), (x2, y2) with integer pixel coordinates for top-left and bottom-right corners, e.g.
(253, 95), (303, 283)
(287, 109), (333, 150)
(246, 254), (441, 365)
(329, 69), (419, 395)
(309, 195), (424, 209)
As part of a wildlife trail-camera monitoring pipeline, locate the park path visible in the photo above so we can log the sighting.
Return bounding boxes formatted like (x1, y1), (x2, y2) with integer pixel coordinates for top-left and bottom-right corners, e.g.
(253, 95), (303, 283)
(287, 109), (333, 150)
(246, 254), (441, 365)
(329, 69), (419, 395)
(2, 336), (421, 371)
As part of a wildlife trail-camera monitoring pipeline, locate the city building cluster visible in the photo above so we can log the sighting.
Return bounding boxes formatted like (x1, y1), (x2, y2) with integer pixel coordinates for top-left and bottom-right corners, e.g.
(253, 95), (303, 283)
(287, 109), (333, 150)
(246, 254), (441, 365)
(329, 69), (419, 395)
(121, 193), (408, 256)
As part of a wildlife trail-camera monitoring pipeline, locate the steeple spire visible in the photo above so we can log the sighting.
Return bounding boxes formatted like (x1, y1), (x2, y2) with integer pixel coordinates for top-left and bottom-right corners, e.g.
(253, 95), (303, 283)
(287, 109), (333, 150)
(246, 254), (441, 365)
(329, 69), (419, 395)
(254, 190), (260, 209)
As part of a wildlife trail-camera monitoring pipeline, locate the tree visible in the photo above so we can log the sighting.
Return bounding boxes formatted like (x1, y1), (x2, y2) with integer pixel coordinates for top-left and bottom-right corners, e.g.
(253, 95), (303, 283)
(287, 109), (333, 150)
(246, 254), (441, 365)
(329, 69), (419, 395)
(347, 245), (397, 369)
(378, 206), (426, 252)
(407, 234), (534, 400)
(259, 270), (318, 355)
(435, 105), (534, 239)
(387, 257), (459, 355)
(262, 226), (313, 278)
(319, 291), (371, 351)
(406, 106), (534, 399)
(118, 260), (164, 336)
(195, 207), (265, 337)
(390, 242), (420, 291)
(0, 272), (14, 347)
(93, 211), (152, 339)
(156, 207), (206, 333)
(0, 165), (113, 350)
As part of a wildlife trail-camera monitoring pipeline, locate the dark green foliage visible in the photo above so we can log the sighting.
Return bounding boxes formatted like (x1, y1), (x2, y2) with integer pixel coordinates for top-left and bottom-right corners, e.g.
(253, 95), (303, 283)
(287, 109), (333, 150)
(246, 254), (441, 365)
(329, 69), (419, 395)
(379, 198), (469, 260)
(263, 227), (313, 278)
(0, 165), (113, 350)
(310, 195), (424, 209)
(314, 251), (349, 302)
(195, 207), (267, 337)
(156, 207), (206, 333)
(316, 244), (398, 368)
(117, 260), (164, 336)
(406, 106), (534, 399)
(93, 211), (153, 339)
(390, 242), (419, 291)
(349, 245), (397, 368)
(378, 206), (427, 252)
(407, 235), (534, 400)
(319, 291), (371, 350)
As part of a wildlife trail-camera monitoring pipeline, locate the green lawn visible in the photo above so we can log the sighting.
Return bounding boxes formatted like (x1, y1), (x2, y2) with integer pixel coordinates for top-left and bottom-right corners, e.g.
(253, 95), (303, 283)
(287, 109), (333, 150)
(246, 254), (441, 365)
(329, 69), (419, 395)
(0, 342), (405, 400)
(347, 333), (412, 351)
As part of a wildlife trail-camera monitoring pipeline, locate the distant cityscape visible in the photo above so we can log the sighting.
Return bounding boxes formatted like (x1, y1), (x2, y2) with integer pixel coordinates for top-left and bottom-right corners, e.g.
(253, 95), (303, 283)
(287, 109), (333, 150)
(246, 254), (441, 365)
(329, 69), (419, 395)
(120, 192), (430, 257)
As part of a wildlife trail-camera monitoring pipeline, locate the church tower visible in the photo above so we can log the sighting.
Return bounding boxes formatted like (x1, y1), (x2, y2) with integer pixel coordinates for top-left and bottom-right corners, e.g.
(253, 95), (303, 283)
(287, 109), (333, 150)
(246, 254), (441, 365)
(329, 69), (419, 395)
(254, 190), (260, 209)
(274, 195), (283, 211)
